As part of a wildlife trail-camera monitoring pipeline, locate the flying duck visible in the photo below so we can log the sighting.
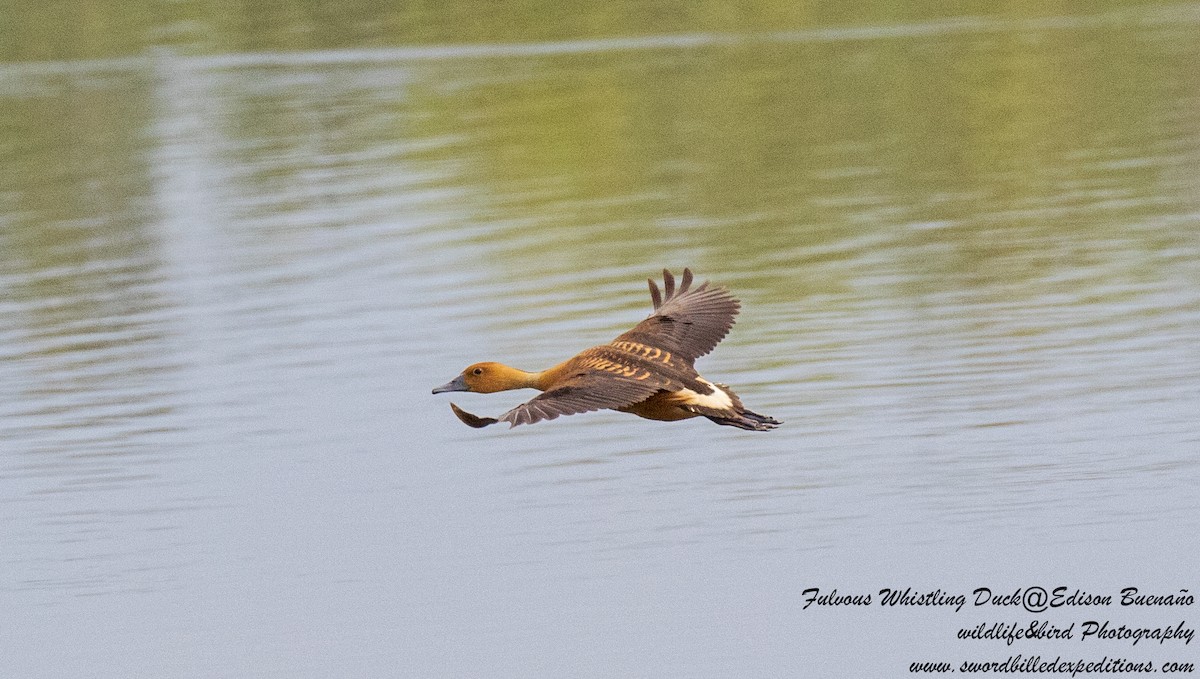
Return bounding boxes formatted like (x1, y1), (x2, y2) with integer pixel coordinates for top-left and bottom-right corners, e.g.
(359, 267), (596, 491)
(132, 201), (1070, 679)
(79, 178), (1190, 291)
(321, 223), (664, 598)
(432, 268), (780, 431)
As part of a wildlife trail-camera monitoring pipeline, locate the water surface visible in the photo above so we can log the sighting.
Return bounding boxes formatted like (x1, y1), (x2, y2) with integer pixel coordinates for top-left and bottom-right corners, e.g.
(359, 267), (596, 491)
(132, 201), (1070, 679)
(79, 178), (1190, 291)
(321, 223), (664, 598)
(2, 3), (1199, 677)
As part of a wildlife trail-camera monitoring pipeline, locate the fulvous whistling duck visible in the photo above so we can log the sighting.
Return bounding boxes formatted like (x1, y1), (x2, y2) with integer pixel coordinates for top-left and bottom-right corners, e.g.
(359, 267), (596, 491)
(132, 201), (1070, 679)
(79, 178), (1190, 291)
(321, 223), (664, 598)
(432, 268), (780, 431)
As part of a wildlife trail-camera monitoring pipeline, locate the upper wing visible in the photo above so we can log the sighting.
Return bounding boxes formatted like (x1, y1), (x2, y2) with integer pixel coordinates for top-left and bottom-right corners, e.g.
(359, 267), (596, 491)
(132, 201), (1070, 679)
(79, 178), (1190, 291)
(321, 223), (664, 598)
(612, 268), (740, 365)
(497, 369), (664, 427)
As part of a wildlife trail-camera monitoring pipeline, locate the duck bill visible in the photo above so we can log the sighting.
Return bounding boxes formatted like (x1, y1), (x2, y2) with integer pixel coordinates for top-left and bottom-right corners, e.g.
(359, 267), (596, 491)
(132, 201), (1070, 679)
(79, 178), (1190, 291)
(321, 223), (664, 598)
(432, 375), (468, 394)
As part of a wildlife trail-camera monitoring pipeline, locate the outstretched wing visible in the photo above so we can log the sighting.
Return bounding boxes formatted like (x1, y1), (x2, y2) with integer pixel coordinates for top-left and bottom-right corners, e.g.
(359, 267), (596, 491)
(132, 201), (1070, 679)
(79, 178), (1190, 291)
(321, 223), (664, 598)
(496, 369), (664, 427)
(612, 268), (740, 365)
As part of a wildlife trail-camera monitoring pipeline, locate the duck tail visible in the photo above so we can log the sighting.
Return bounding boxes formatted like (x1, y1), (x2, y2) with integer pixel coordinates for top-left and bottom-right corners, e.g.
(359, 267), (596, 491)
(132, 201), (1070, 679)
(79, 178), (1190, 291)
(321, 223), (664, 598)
(704, 409), (781, 431)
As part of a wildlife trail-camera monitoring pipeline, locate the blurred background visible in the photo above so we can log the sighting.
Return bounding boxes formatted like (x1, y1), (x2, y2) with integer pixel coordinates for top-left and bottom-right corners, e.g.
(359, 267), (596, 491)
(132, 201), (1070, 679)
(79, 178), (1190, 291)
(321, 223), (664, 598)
(2, 1), (1198, 677)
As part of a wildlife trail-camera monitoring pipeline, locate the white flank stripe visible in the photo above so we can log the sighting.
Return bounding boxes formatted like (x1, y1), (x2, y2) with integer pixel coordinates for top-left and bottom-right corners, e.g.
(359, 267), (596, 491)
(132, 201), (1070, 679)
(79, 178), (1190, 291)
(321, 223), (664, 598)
(680, 378), (734, 410)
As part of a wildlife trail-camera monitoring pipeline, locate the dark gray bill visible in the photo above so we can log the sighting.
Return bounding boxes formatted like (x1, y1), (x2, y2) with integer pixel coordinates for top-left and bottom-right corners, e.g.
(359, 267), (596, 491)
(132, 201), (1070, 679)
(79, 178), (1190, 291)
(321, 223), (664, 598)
(432, 374), (467, 394)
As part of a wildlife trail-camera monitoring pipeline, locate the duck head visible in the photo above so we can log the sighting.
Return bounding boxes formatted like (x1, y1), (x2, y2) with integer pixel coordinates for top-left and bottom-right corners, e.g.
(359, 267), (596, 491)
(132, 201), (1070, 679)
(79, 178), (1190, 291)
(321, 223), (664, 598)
(432, 362), (536, 394)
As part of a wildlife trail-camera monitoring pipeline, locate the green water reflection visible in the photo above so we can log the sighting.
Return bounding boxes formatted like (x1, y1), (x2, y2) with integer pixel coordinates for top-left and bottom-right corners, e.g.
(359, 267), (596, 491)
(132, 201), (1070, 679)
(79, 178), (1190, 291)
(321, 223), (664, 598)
(4, 6), (1197, 298)
(2, 1), (1178, 62)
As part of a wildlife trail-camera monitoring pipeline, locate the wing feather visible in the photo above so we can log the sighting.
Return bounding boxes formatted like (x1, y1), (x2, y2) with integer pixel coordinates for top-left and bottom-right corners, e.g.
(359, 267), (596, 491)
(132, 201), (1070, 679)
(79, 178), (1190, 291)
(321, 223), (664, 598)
(497, 371), (663, 428)
(614, 268), (740, 364)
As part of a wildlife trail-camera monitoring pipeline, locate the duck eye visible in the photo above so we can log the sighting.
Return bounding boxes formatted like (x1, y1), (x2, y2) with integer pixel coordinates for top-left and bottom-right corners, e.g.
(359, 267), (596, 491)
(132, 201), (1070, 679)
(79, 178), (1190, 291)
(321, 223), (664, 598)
(472, 367), (483, 375)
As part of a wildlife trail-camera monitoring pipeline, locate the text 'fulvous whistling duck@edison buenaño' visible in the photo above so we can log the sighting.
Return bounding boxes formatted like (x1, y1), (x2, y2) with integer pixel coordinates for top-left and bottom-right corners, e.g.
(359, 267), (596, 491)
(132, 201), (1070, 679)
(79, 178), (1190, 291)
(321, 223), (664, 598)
(432, 268), (781, 431)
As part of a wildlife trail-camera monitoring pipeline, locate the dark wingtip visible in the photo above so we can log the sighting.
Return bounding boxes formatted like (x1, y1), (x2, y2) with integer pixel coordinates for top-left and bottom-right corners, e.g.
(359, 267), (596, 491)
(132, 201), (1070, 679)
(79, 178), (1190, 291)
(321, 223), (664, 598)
(450, 403), (499, 428)
(648, 278), (662, 309)
(680, 268), (693, 293)
(662, 268), (675, 299)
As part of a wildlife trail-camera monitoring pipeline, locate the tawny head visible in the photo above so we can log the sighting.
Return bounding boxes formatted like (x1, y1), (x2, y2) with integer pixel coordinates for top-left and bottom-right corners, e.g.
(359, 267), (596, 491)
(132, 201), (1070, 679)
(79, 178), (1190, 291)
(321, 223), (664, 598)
(432, 362), (529, 394)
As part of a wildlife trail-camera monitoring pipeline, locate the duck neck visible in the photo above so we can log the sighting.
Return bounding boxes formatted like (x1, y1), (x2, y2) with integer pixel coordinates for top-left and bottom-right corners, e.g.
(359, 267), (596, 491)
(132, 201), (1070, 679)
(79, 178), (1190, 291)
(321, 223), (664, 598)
(495, 365), (546, 391)
(529, 361), (571, 391)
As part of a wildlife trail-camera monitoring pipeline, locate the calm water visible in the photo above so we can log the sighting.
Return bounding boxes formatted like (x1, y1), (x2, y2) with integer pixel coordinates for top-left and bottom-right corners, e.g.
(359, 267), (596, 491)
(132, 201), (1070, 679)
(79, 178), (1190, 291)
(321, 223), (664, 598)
(2, 3), (1199, 677)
